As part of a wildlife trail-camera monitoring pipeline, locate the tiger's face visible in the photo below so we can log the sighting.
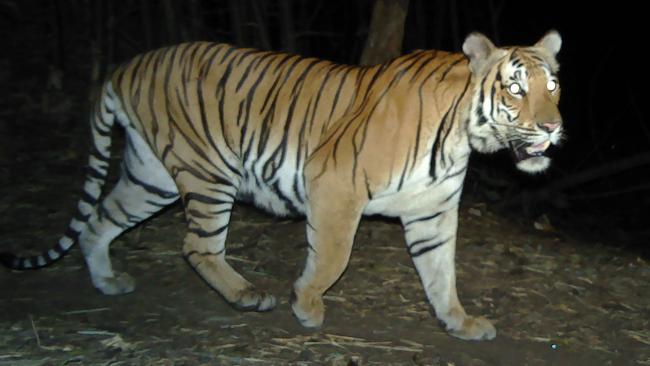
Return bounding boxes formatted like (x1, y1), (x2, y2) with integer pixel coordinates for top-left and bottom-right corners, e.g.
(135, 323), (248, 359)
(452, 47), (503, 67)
(464, 31), (563, 174)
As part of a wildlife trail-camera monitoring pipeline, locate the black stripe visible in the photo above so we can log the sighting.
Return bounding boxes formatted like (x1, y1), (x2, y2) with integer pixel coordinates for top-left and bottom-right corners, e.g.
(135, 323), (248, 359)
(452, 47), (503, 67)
(271, 182), (301, 216)
(207, 187), (236, 200)
(146, 199), (171, 208)
(195, 67), (242, 177)
(73, 209), (91, 223)
(404, 212), (442, 227)
(442, 184), (464, 203)
(408, 235), (439, 249)
(410, 239), (448, 258)
(115, 200), (143, 225)
(188, 224), (228, 238)
(52, 242), (67, 255)
(0, 252), (19, 268)
(187, 208), (216, 219)
(328, 66), (355, 120)
(429, 105), (453, 179)
(64, 227), (81, 241)
(397, 153), (411, 191)
(93, 122), (111, 137)
(185, 248), (225, 258)
(86, 165), (106, 180)
(183, 192), (232, 206)
(90, 143), (110, 164)
(173, 87), (208, 146)
(80, 190), (98, 206)
(309, 64), (342, 134)
(409, 52), (438, 83)
(98, 204), (129, 229)
(439, 56), (465, 81)
(364, 170), (373, 200)
(438, 74), (472, 168)
(123, 167), (179, 200)
(439, 167), (467, 183)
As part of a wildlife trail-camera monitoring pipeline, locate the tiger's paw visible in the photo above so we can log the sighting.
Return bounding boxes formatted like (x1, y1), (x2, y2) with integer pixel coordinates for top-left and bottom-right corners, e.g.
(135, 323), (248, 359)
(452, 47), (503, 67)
(290, 291), (325, 328)
(94, 272), (136, 295)
(231, 288), (276, 312)
(446, 315), (497, 341)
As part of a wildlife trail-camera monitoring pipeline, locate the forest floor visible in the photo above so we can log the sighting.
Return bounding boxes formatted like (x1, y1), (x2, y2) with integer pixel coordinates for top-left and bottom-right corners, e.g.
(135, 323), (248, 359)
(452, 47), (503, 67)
(1, 94), (650, 366)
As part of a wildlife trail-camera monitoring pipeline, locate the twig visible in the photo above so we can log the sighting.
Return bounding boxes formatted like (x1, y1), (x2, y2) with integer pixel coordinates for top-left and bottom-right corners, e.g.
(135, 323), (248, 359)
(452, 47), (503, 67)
(63, 307), (111, 315)
(569, 183), (650, 200)
(622, 330), (650, 346)
(78, 330), (117, 336)
(29, 314), (42, 348)
(226, 255), (258, 264)
(323, 295), (347, 303)
(400, 339), (424, 348)
(555, 152), (650, 190)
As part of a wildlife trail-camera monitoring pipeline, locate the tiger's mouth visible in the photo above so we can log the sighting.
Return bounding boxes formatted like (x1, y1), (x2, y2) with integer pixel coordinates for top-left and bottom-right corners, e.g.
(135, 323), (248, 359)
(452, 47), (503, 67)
(509, 140), (551, 163)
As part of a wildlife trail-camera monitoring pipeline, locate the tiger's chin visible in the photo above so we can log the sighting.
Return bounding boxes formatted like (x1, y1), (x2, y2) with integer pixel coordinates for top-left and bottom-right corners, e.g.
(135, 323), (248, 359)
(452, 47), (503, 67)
(516, 156), (551, 174)
(510, 140), (552, 174)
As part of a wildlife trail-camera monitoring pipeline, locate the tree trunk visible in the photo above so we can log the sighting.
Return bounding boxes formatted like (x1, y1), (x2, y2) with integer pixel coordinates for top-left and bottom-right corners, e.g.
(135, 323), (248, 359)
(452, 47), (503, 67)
(279, 0), (296, 52)
(47, 0), (64, 90)
(250, 0), (271, 50)
(90, 0), (105, 88)
(189, 0), (203, 40)
(140, 0), (153, 49)
(106, 0), (115, 70)
(162, 0), (178, 44)
(229, 0), (244, 46)
(359, 0), (409, 66)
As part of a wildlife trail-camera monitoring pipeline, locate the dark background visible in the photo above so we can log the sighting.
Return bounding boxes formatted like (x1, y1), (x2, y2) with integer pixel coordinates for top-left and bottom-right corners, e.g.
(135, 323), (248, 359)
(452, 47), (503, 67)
(1, 0), (647, 252)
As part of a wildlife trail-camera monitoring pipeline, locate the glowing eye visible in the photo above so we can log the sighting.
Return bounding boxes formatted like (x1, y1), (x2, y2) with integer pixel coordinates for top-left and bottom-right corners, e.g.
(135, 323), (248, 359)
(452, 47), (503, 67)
(508, 83), (522, 95)
(547, 80), (558, 92)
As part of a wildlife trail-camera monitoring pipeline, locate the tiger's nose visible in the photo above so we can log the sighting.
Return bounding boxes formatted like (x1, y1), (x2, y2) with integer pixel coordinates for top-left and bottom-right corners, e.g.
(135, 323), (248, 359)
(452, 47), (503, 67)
(537, 121), (561, 133)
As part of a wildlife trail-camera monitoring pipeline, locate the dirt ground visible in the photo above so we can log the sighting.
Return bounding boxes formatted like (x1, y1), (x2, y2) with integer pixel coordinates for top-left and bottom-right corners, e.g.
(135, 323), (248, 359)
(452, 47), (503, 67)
(1, 106), (650, 366)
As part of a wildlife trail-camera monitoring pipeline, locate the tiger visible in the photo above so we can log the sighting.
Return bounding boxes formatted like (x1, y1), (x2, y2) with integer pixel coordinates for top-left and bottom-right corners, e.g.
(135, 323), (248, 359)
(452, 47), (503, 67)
(1, 30), (563, 341)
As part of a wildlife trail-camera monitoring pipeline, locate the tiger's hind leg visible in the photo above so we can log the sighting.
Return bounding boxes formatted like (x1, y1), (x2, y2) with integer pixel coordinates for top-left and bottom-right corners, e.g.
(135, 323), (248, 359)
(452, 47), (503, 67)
(80, 129), (179, 295)
(178, 175), (276, 312)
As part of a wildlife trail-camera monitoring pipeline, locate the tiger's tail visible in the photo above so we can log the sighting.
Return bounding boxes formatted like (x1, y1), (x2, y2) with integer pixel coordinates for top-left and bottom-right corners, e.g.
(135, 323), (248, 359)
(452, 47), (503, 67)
(1, 83), (118, 270)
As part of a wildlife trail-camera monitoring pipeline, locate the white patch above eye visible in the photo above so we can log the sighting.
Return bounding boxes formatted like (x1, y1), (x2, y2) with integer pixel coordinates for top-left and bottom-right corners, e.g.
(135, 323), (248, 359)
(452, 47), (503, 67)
(546, 80), (558, 92)
(508, 83), (522, 95)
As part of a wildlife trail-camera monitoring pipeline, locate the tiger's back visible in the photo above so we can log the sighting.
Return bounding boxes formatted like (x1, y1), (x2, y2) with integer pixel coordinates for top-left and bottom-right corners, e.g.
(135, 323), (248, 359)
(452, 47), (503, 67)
(109, 42), (468, 216)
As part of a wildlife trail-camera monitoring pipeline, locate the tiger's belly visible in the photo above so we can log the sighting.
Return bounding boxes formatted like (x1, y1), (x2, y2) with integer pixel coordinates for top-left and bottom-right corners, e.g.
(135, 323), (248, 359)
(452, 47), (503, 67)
(236, 162), (307, 217)
(364, 161), (468, 218)
(235, 156), (467, 220)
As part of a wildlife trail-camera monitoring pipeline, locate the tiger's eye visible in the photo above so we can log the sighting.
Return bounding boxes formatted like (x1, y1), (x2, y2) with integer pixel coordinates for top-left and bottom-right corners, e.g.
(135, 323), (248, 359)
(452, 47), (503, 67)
(547, 80), (558, 92)
(508, 83), (522, 95)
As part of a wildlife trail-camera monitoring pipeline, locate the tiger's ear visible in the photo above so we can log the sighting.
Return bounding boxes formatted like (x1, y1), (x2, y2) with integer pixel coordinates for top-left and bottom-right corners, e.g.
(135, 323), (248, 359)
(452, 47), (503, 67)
(462, 32), (497, 74)
(536, 30), (562, 58)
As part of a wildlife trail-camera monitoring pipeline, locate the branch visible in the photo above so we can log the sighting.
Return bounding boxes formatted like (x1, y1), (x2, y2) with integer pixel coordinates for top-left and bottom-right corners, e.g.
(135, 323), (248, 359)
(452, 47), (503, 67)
(499, 151), (650, 207)
(547, 152), (650, 193)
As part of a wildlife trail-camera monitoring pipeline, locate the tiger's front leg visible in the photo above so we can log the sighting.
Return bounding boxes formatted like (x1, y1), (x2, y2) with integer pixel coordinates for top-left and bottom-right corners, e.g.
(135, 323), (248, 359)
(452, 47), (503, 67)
(402, 205), (496, 341)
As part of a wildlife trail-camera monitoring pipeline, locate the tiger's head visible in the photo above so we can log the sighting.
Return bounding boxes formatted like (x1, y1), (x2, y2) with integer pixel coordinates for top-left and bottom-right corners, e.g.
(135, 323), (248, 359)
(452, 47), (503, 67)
(464, 31), (563, 174)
